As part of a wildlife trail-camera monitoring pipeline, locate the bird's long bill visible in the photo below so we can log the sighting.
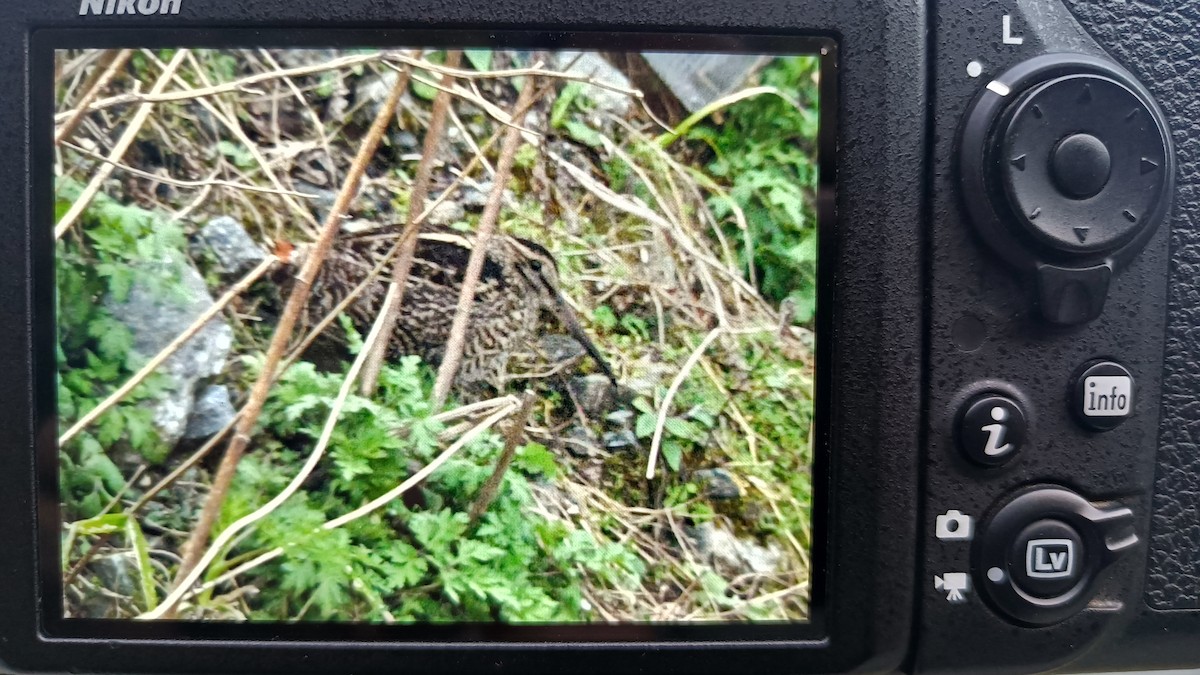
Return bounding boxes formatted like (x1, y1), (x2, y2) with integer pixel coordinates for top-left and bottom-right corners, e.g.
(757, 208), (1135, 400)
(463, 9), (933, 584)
(555, 298), (617, 384)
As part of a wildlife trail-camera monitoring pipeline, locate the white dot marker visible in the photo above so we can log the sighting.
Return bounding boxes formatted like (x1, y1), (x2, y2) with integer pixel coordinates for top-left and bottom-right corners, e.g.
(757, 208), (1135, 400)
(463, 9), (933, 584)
(991, 406), (1008, 422)
(988, 567), (1005, 583)
(967, 60), (983, 78)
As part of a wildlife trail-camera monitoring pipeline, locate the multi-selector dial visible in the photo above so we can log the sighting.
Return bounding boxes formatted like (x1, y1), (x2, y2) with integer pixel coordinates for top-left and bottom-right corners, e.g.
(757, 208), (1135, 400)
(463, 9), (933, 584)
(959, 55), (1174, 325)
(997, 74), (1168, 254)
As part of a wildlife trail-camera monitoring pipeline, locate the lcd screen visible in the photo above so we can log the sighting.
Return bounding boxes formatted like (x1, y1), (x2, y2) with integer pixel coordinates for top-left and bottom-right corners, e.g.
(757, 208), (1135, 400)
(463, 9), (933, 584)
(47, 38), (829, 632)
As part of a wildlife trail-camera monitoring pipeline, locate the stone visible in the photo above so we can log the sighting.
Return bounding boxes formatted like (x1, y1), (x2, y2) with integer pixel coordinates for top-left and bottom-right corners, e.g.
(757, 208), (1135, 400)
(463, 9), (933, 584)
(196, 216), (267, 275)
(293, 180), (339, 224)
(568, 374), (617, 418)
(393, 130), (420, 153)
(183, 385), (236, 440)
(605, 409), (635, 428)
(424, 200), (466, 228)
(459, 181), (493, 211)
(548, 51), (633, 118)
(538, 333), (586, 363)
(91, 552), (140, 598)
(691, 522), (783, 576)
(693, 468), (744, 500)
(105, 256), (233, 449)
(601, 430), (639, 453)
(563, 425), (600, 458)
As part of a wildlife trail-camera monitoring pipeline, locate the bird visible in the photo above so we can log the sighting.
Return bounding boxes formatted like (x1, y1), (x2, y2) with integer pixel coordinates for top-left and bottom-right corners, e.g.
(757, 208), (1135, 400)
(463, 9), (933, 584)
(278, 224), (616, 391)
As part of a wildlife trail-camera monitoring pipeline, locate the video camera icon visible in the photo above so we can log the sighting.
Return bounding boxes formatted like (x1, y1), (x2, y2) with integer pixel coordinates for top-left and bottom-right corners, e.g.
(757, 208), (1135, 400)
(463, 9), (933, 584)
(935, 509), (974, 541)
(934, 572), (971, 603)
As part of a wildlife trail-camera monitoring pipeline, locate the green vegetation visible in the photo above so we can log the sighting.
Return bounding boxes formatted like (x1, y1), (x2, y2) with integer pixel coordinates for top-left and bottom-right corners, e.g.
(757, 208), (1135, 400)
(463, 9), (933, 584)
(212, 355), (644, 622)
(687, 56), (822, 322)
(56, 179), (184, 518)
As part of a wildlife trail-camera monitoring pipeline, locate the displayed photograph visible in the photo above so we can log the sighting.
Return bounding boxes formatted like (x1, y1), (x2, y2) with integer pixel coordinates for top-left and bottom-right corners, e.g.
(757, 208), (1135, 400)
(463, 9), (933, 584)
(51, 45), (821, 623)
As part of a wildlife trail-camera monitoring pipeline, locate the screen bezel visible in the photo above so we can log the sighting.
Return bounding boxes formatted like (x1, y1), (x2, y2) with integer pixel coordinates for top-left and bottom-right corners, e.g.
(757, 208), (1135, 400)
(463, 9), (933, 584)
(34, 28), (836, 644)
(0, 0), (926, 672)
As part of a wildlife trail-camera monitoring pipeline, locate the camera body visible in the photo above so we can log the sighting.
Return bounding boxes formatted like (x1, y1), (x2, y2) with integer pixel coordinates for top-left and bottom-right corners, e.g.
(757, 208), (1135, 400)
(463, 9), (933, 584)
(0, 0), (1197, 673)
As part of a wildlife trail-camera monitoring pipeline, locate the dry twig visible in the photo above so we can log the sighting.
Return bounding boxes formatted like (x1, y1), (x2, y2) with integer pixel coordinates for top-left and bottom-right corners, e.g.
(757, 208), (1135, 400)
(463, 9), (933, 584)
(361, 50), (463, 395)
(469, 391), (536, 523)
(645, 327), (723, 478)
(430, 76), (540, 407)
(55, 49), (134, 146)
(170, 64), (414, 589)
(55, 50), (188, 240)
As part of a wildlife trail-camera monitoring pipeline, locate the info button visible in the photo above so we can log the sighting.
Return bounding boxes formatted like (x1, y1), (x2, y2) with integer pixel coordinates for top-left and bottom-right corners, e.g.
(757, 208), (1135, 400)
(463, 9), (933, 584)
(1073, 361), (1134, 431)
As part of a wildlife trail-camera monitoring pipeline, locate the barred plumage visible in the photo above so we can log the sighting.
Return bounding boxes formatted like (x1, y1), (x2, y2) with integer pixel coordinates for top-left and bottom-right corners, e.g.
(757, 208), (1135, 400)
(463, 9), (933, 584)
(282, 225), (615, 389)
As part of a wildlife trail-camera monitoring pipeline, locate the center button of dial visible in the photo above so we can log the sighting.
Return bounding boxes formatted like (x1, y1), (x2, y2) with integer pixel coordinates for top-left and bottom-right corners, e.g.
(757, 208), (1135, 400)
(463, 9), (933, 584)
(1051, 133), (1111, 199)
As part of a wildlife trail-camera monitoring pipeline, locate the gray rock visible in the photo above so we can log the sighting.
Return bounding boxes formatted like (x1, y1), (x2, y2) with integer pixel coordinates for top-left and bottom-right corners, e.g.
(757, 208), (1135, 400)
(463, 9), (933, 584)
(293, 180), (339, 224)
(601, 429), (639, 453)
(605, 409), (635, 428)
(538, 333), (586, 363)
(393, 130), (420, 153)
(642, 53), (769, 113)
(548, 51), (633, 118)
(691, 522), (783, 576)
(197, 216), (267, 275)
(563, 425), (600, 458)
(460, 181), (493, 211)
(105, 257), (233, 449)
(569, 374), (617, 418)
(183, 385), (236, 440)
(91, 552), (140, 597)
(424, 200), (466, 227)
(693, 468), (743, 500)
(457, 182), (516, 212)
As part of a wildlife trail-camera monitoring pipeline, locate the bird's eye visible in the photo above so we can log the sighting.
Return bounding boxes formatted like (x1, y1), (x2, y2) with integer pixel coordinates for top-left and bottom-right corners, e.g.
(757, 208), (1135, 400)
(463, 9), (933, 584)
(530, 260), (543, 271)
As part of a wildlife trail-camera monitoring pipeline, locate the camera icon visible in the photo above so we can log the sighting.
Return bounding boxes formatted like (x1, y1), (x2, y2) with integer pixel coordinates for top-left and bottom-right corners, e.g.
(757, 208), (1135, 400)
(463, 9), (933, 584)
(935, 510), (974, 541)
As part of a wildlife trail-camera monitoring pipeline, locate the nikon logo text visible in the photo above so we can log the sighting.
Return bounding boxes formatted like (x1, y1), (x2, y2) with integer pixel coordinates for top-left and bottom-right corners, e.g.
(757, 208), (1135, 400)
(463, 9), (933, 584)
(79, 0), (181, 15)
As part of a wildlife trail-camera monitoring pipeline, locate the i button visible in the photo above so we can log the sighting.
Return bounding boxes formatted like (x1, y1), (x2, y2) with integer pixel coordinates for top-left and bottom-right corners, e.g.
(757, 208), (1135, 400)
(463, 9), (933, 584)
(959, 394), (1027, 466)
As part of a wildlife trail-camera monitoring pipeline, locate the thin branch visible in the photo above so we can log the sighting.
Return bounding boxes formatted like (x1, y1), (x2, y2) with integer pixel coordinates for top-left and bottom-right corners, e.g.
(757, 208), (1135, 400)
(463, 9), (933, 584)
(257, 49), (343, 188)
(360, 50), (462, 396)
(58, 255), (276, 446)
(170, 64), (414, 589)
(447, 106), (494, 177)
(170, 50), (321, 237)
(469, 390), (535, 523)
(549, 150), (762, 308)
(645, 328), (723, 479)
(60, 141), (318, 198)
(53, 50), (646, 127)
(399, 68), (541, 139)
(431, 76), (540, 407)
(54, 50), (188, 240)
(55, 49), (134, 146)
(385, 53), (672, 132)
(54, 52), (387, 121)
(655, 85), (805, 149)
